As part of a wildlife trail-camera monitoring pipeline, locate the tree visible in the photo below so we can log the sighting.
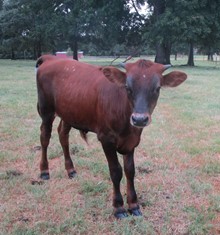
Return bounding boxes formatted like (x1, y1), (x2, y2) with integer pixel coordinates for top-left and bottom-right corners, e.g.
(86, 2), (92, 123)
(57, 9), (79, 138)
(54, 0), (86, 60)
(171, 0), (210, 66)
(1, 0), (220, 62)
(0, 0), (25, 59)
(19, 0), (59, 58)
(140, 0), (220, 66)
(0, 0), (132, 59)
(198, 0), (220, 61)
(148, 0), (170, 64)
(136, 0), (181, 64)
(0, 0), (59, 59)
(53, 0), (132, 59)
(0, 0), (3, 48)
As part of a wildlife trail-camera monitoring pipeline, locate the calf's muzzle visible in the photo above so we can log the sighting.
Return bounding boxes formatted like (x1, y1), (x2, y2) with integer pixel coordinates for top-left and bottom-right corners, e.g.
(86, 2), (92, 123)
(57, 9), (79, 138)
(130, 113), (151, 128)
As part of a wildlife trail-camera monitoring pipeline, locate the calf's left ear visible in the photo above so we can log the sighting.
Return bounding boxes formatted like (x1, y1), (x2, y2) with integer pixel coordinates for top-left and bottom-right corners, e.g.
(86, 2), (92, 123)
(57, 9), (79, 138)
(102, 67), (126, 86)
(161, 71), (187, 87)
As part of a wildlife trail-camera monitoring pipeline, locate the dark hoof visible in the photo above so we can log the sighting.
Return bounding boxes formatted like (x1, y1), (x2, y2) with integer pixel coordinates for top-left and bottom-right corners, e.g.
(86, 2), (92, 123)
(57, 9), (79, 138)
(128, 206), (142, 216)
(31, 179), (45, 185)
(68, 170), (77, 179)
(40, 172), (50, 180)
(114, 209), (128, 219)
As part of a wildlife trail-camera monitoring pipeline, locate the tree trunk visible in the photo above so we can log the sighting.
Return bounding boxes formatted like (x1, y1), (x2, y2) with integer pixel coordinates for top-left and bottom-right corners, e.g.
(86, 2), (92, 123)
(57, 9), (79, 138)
(153, 0), (171, 64)
(207, 47), (214, 61)
(207, 53), (214, 61)
(11, 47), (15, 60)
(155, 43), (171, 64)
(34, 42), (42, 60)
(33, 47), (37, 60)
(155, 44), (165, 64)
(37, 42), (42, 59)
(165, 43), (171, 64)
(175, 52), (177, 60)
(207, 52), (213, 61)
(187, 42), (194, 66)
(73, 40), (78, 60)
(0, 0), (3, 11)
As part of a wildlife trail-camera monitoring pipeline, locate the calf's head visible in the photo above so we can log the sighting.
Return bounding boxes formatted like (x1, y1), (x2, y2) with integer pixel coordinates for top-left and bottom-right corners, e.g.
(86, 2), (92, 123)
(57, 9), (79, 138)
(103, 59), (187, 128)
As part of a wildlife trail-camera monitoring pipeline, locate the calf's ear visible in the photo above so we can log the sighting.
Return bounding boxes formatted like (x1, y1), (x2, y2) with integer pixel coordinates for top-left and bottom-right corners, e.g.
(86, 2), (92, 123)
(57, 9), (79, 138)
(161, 71), (187, 87)
(102, 67), (126, 85)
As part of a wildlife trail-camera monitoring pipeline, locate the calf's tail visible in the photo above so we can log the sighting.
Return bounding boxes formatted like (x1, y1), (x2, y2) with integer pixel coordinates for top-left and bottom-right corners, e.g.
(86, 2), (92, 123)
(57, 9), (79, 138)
(35, 54), (57, 71)
(80, 130), (88, 144)
(36, 57), (45, 69)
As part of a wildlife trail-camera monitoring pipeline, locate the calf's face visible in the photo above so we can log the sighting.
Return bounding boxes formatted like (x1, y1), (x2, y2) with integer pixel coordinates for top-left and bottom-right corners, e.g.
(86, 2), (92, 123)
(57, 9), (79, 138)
(103, 60), (187, 128)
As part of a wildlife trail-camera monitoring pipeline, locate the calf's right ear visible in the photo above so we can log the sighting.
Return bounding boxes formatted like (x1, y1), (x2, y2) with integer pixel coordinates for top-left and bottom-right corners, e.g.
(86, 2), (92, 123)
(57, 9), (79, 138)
(161, 71), (187, 87)
(102, 67), (126, 86)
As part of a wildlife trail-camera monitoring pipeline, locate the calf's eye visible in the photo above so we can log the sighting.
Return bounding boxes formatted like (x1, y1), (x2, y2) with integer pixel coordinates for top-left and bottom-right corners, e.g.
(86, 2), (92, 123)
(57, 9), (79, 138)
(155, 87), (161, 93)
(125, 84), (133, 96)
(127, 88), (133, 96)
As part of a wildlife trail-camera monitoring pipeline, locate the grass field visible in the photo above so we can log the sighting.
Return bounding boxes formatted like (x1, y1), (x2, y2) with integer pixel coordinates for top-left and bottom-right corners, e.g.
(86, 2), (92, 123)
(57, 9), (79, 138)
(0, 57), (220, 234)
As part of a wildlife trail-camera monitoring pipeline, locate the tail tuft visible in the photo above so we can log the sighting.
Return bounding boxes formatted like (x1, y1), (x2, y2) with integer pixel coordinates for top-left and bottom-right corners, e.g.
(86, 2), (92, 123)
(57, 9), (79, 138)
(80, 131), (88, 144)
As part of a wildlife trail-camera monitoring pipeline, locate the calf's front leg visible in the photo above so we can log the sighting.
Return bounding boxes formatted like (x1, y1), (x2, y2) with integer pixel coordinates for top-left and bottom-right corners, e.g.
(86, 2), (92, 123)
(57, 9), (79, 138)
(123, 150), (142, 216)
(101, 142), (128, 219)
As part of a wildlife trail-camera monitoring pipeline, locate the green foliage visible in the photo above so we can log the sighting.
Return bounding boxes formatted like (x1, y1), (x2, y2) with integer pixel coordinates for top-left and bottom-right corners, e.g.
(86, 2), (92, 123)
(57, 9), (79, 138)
(143, 0), (220, 64)
(1, 0), (220, 60)
(0, 0), (59, 59)
(145, 0), (220, 46)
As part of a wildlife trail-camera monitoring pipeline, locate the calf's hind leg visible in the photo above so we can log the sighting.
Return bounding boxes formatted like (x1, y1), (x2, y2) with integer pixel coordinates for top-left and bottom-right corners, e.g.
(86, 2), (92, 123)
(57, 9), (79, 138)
(39, 114), (55, 180)
(58, 120), (76, 178)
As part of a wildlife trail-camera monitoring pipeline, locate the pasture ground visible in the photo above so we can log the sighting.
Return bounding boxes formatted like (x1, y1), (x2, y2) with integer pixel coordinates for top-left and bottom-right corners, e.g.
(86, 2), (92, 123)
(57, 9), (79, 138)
(0, 57), (220, 234)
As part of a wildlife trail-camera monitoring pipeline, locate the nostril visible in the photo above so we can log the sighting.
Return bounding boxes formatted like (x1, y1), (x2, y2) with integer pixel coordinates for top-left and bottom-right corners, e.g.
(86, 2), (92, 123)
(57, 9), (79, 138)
(131, 114), (137, 124)
(143, 116), (149, 124)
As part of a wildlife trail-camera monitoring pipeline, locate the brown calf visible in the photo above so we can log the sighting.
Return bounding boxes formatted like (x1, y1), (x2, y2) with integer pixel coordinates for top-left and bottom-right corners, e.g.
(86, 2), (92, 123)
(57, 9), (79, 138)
(36, 55), (187, 218)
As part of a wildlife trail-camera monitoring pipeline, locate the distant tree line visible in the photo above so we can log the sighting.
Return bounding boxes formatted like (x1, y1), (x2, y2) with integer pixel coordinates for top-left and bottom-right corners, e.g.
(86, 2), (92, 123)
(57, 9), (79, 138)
(0, 0), (220, 66)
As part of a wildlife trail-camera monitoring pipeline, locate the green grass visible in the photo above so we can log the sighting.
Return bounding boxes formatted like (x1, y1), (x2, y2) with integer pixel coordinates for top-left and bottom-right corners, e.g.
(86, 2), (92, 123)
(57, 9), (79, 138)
(0, 57), (220, 234)
(184, 206), (215, 235)
(80, 181), (109, 196)
(203, 162), (220, 176)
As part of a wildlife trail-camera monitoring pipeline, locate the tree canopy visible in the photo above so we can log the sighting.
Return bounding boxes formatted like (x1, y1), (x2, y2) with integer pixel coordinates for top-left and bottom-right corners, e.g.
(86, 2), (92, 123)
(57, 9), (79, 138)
(0, 0), (220, 65)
